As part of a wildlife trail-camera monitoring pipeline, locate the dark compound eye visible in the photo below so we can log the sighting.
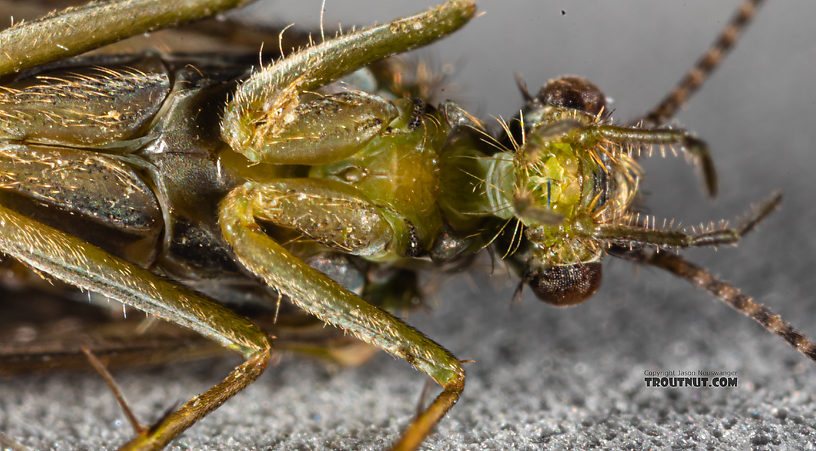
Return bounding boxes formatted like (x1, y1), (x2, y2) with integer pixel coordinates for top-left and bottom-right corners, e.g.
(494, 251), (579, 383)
(526, 262), (603, 306)
(539, 76), (606, 116)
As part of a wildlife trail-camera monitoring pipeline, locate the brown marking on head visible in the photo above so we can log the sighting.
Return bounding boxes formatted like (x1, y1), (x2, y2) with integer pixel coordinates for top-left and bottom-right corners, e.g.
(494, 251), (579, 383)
(539, 76), (606, 116)
(527, 262), (602, 306)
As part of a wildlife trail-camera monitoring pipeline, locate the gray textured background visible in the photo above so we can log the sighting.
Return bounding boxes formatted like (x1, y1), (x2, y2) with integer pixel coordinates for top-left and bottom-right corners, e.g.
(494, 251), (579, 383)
(3, 0), (816, 449)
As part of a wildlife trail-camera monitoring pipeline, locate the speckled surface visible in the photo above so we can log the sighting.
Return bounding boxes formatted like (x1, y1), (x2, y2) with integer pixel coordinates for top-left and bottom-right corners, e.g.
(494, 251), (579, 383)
(2, 1), (816, 450)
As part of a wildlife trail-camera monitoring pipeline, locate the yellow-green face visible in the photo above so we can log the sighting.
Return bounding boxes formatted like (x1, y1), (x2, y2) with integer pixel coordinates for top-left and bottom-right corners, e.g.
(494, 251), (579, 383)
(516, 139), (593, 222)
(512, 115), (641, 267)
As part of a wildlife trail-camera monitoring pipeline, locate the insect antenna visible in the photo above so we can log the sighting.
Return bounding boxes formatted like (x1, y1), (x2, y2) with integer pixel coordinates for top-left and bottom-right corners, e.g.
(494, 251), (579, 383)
(612, 248), (816, 362)
(640, 0), (766, 126)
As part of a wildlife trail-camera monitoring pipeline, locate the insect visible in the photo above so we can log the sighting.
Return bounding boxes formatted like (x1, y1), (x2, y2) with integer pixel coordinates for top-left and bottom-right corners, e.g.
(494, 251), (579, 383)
(1, 0), (816, 450)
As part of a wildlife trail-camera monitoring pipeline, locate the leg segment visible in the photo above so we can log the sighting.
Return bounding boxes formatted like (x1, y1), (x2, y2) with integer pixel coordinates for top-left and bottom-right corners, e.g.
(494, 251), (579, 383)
(232, 178), (416, 258)
(595, 192), (781, 248)
(220, 0), (476, 163)
(121, 352), (270, 451)
(0, 203), (272, 449)
(590, 124), (717, 196)
(0, 292), (375, 375)
(0, 0), (253, 77)
(219, 182), (466, 449)
(225, 90), (403, 165)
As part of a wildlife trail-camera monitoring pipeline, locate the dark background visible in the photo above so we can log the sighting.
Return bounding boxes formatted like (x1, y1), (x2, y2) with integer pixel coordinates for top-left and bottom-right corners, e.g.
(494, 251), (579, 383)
(2, 1), (816, 449)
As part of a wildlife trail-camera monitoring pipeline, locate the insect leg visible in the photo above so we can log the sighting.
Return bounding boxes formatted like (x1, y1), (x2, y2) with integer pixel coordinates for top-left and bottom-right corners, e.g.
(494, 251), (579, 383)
(591, 124), (717, 196)
(610, 247), (816, 362)
(638, 0), (766, 126)
(0, 203), (273, 450)
(219, 182), (466, 450)
(0, 0), (254, 78)
(221, 0), (476, 162)
(595, 192), (781, 248)
(0, 291), (374, 375)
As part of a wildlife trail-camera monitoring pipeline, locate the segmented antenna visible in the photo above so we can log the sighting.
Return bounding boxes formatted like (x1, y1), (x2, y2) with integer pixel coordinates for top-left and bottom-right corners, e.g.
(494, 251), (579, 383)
(614, 248), (816, 362)
(641, 0), (766, 126)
